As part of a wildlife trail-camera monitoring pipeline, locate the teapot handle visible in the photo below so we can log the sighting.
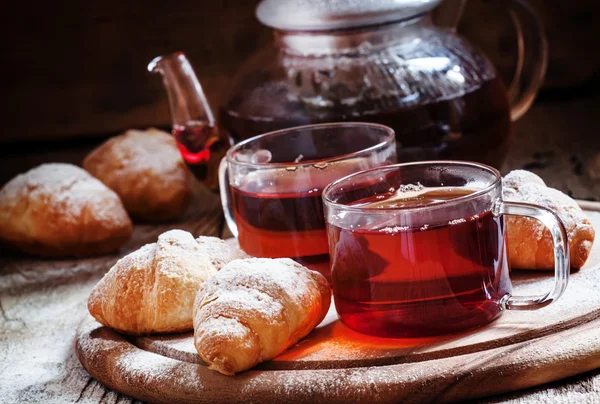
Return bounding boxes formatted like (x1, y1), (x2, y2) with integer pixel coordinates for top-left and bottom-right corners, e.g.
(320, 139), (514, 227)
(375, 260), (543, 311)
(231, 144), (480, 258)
(435, 0), (547, 122)
(503, 0), (548, 121)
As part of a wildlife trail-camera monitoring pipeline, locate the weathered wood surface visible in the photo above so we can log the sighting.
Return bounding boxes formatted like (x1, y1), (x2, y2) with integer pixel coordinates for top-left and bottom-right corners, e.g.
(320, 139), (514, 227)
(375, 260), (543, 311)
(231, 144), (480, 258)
(0, 200), (599, 403)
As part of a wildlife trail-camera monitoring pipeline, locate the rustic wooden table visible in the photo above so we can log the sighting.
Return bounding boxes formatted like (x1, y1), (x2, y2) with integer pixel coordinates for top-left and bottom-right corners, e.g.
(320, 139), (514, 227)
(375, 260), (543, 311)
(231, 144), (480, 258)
(1, 92), (600, 403)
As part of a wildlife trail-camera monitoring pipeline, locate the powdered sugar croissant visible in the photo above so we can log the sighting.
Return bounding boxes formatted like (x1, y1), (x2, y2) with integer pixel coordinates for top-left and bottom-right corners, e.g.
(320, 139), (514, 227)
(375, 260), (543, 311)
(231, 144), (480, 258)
(193, 258), (331, 375)
(88, 230), (217, 334)
(503, 170), (595, 270)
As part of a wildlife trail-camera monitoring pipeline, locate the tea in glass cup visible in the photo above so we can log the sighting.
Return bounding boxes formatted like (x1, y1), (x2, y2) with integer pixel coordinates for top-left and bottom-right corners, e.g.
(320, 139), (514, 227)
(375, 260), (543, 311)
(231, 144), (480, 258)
(219, 123), (397, 279)
(322, 161), (569, 338)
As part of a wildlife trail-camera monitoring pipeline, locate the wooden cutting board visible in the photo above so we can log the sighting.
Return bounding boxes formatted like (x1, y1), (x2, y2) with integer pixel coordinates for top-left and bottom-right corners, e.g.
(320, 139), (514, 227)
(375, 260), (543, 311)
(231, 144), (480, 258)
(76, 203), (600, 404)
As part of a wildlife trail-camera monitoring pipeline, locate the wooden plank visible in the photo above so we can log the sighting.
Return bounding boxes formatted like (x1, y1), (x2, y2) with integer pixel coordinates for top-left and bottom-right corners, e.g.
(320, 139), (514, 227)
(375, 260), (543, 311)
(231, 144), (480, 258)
(75, 310), (600, 404)
(1, 206), (599, 403)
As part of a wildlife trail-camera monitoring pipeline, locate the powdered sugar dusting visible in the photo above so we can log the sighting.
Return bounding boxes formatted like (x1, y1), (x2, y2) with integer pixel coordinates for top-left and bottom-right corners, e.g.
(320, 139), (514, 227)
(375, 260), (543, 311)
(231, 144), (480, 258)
(201, 288), (286, 326)
(159, 229), (197, 246)
(503, 170), (590, 234)
(196, 259), (318, 322)
(195, 236), (250, 270)
(193, 258), (329, 373)
(87, 128), (186, 185)
(154, 229), (216, 283)
(503, 169), (546, 191)
(0, 163), (127, 224)
(196, 316), (251, 341)
(87, 242), (156, 332)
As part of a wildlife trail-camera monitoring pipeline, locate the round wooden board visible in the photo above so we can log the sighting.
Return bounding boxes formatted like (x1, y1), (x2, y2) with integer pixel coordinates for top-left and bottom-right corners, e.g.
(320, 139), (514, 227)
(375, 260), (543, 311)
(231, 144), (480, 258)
(76, 206), (600, 403)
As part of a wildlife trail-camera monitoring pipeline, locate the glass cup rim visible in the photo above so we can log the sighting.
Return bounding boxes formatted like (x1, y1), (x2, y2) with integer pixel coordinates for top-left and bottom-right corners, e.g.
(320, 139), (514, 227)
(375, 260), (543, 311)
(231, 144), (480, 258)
(225, 122), (396, 168)
(322, 160), (502, 214)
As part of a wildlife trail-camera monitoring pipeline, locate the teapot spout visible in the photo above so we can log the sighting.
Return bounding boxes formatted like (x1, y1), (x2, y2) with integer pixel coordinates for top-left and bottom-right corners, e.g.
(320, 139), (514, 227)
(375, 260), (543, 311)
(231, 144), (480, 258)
(149, 52), (229, 191)
(148, 52), (216, 128)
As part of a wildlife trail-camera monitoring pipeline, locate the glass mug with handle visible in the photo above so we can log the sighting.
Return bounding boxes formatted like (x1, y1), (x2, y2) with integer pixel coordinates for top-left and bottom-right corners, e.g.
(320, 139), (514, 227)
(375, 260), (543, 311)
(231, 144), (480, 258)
(322, 161), (569, 338)
(219, 122), (397, 280)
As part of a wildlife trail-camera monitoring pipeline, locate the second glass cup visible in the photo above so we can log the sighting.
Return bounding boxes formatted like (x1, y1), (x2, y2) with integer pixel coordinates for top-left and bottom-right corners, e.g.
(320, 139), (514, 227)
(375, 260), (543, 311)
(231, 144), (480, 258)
(219, 122), (397, 279)
(322, 161), (569, 338)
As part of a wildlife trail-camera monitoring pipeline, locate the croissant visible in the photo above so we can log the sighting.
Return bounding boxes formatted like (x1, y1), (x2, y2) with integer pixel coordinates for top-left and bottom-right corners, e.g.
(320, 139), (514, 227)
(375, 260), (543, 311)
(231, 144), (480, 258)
(503, 170), (595, 270)
(193, 258), (331, 375)
(88, 230), (217, 334)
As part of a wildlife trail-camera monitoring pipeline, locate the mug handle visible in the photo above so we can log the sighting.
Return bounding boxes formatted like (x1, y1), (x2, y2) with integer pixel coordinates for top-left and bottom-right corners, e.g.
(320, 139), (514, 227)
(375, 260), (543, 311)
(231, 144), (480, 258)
(218, 157), (238, 238)
(434, 0), (548, 121)
(495, 201), (570, 310)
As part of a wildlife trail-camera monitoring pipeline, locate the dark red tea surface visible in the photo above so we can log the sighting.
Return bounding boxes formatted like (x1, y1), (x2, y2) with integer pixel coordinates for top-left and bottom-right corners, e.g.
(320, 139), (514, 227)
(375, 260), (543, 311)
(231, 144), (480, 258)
(329, 187), (511, 338)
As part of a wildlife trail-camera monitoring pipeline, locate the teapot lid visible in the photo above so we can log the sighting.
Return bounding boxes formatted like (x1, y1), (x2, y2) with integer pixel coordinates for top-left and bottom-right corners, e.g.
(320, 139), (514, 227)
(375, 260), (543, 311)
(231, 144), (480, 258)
(256, 0), (442, 31)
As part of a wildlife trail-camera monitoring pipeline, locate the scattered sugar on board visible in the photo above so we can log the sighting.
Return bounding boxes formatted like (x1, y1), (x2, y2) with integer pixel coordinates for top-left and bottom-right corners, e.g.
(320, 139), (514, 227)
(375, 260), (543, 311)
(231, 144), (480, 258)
(142, 334), (197, 355)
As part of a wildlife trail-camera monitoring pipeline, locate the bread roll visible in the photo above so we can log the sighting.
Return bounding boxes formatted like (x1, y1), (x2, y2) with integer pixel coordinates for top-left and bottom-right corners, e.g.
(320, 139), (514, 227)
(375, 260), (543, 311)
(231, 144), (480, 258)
(83, 128), (190, 222)
(193, 258), (331, 375)
(88, 230), (217, 334)
(0, 163), (132, 257)
(503, 170), (595, 270)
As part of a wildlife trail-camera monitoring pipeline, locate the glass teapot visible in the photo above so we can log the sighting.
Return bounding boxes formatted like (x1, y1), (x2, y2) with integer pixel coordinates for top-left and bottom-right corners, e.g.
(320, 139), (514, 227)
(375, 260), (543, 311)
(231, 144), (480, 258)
(149, 0), (546, 190)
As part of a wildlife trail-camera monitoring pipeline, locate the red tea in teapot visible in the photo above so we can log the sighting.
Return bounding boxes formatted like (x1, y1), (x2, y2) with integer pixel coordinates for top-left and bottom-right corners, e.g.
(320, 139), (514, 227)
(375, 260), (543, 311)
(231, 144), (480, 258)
(173, 121), (230, 188)
(328, 187), (509, 338)
(221, 76), (510, 168)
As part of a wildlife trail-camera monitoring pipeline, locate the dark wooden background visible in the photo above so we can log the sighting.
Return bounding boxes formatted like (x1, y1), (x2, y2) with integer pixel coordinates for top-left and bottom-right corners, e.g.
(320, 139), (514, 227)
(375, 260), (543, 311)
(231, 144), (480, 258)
(0, 0), (269, 145)
(1, 0), (599, 144)
(0, 0), (599, 187)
